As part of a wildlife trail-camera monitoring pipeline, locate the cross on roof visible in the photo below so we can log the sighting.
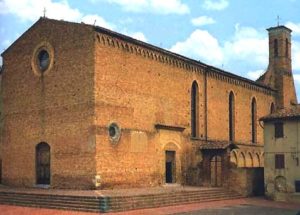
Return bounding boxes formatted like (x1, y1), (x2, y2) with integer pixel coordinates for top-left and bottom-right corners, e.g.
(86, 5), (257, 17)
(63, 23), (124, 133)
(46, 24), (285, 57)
(43, 7), (46, 18)
(276, 15), (281, 26)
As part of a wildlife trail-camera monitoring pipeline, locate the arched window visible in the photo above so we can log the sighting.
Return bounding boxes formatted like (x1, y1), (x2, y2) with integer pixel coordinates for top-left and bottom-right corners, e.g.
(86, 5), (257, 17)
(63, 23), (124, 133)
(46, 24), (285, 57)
(229, 91), (235, 141)
(274, 39), (278, 57)
(285, 38), (289, 57)
(251, 98), (257, 143)
(270, 102), (275, 114)
(191, 81), (199, 137)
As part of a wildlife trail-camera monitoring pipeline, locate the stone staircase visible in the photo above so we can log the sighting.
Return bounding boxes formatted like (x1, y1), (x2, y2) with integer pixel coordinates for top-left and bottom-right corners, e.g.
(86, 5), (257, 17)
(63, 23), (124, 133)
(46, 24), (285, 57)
(0, 187), (243, 213)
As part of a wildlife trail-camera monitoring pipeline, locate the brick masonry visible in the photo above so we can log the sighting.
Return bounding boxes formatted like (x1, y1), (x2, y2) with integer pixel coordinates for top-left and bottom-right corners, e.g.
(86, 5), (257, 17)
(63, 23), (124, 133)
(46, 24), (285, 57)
(0, 18), (296, 191)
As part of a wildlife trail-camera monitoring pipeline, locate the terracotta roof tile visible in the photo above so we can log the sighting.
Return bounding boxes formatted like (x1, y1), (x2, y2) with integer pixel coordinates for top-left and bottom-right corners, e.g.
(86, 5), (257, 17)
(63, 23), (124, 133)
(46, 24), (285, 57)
(260, 105), (300, 121)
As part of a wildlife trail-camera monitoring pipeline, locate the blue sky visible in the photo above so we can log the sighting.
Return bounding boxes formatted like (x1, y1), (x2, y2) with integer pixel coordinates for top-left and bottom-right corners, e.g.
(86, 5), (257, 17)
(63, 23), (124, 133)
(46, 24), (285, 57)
(1, 0), (300, 98)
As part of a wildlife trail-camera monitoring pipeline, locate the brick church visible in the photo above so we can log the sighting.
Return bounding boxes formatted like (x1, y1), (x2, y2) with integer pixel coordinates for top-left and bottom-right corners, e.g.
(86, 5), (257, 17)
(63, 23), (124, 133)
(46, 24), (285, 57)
(0, 18), (297, 194)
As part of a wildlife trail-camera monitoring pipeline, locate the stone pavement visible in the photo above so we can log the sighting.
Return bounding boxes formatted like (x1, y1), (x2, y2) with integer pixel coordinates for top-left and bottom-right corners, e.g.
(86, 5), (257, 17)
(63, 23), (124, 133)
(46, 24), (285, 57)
(0, 197), (300, 215)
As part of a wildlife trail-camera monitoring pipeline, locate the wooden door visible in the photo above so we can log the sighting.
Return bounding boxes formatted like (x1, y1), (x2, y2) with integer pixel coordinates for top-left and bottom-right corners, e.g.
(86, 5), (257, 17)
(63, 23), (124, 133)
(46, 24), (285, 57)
(36, 143), (50, 185)
(165, 151), (175, 183)
(210, 155), (222, 187)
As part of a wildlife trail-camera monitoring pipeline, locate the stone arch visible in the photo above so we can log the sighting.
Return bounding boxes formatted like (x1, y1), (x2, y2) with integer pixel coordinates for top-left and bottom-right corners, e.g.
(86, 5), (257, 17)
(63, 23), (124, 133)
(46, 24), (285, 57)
(230, 150), (238, 167)
(101, 36), (106, 44)
(253, 153), (260, 167)
(246, 152), (253, 167)
(162, 141), (181, 184)
(96, 35), (100, 43)
(238, 152), (246, 167)
(162, 141), (181, 151)
(275, 176), (287, 192)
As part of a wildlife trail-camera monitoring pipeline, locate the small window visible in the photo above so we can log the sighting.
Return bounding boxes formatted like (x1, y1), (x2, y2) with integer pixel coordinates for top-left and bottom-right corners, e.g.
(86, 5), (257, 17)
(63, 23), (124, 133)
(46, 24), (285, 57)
(274, 122), (284, 138)
(108, 122), (121, 142)
(285, 38), (289, 57)
(275, 154), (285, 169)
(295, 180), (300, 192)
(274, 39), (278, 57)
(270, 102), (275, 114)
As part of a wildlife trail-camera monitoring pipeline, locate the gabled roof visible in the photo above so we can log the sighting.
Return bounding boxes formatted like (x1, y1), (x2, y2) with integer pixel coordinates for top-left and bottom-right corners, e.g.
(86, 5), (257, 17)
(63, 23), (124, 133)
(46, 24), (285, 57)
(1, 17), (275, 92)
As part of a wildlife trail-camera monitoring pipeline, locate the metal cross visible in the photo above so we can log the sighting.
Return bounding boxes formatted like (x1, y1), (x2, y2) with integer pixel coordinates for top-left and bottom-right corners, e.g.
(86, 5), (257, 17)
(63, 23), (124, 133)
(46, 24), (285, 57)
(276, 15), (281, 26)
(43, 7), (46, 18)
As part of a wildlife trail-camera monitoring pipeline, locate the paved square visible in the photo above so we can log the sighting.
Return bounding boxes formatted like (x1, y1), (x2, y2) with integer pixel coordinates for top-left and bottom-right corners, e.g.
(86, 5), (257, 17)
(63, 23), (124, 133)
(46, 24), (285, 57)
(175, 204), (300, 215)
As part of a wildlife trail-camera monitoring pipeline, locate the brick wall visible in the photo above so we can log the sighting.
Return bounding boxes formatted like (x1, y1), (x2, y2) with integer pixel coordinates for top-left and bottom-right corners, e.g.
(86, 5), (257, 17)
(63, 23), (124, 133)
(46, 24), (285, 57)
(0, 18), (282, 189)
(1, 19), (96, 189)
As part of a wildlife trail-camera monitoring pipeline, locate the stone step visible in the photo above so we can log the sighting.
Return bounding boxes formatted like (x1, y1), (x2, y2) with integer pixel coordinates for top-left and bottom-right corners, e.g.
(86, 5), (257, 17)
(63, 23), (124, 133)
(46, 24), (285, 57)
(0, 188), (243, 213)
(0, 192), (240, 207)
(0, 195), (241, 213)
(0, 189), (238, 203)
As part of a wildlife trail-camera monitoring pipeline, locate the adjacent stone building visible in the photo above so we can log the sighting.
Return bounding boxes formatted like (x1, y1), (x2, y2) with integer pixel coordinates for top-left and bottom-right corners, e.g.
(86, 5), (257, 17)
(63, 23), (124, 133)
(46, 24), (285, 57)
(0, 18), (297, 194)
(261, 107), (300, 202)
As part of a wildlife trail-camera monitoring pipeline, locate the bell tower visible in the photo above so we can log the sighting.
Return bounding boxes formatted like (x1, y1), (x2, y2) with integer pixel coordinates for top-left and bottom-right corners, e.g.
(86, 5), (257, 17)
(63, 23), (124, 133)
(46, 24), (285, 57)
(257, 25), (297, 109)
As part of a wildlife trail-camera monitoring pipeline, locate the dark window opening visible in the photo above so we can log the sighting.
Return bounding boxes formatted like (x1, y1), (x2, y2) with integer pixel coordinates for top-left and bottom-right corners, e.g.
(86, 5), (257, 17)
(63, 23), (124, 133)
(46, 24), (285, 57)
(274, 39), (278, 57)
(275, 122), (284, 138)
(295, 181), (300, 192)
(251, 98), (257, 143)
(36, 142), (51, 185)
(285, 38), (289, 57)
(229, 92), (235, 141)
(38, 49), (50, 72)
(191, 81), (199, 137)
(270, 103), (275, 114)
(275, 154), (285, 169)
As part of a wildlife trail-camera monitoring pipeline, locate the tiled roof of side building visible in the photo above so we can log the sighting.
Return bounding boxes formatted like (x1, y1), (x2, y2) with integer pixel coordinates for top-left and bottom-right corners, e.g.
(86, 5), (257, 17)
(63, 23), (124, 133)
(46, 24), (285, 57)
(260, 105), (300, 122)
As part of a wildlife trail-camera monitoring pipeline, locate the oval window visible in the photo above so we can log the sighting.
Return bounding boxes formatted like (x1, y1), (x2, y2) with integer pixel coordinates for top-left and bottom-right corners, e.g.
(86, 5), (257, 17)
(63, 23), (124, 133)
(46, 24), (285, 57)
(38, 49), (50, 72)
(108, 123), (121, 142)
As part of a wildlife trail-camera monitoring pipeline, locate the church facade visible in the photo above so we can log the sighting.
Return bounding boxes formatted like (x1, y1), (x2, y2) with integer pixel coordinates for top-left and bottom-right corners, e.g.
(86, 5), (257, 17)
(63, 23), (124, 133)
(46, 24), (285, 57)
(0, 18), (297, 193)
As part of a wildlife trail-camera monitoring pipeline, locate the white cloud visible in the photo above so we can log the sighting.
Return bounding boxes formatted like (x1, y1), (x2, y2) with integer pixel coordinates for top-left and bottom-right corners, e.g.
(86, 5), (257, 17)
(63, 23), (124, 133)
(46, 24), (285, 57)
(170, 29), (224, 66)
(0, 0), (82, 22)
(247, 69), (264, 80)
(0, 0), (114, 30)
(2, 39), (11, 47)
(129, 32), (147, 42)
(202, 0), (229, 11)
(294, 74), (300, 83)
(292, 41), (300, 70)
(223, 24), (268, 66)
(191, 16), (215, 26)
(102, 0), (190, 14)
(82, 14), (115, 29)
(286, 21), (300, 36)
(169, 24), (269, 70)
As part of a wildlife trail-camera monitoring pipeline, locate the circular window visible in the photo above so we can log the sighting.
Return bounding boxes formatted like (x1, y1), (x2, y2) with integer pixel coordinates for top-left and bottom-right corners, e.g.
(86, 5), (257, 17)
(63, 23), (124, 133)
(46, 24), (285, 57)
(31, 42), (54, 76)
(37, 49), (50, 72)
(108, 122), (121, 142)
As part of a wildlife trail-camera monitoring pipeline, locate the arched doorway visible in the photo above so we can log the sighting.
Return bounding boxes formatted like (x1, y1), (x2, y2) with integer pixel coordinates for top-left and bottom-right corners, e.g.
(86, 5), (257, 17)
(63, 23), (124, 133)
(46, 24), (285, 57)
(210, 155), (222, 187)
(165, 151), (176, 183)
(36, 142), (50, 185)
